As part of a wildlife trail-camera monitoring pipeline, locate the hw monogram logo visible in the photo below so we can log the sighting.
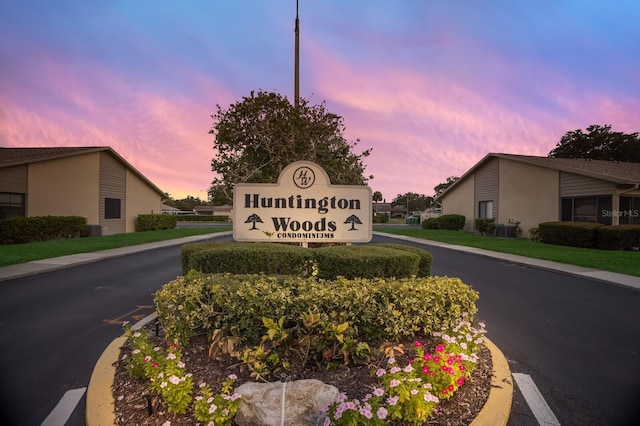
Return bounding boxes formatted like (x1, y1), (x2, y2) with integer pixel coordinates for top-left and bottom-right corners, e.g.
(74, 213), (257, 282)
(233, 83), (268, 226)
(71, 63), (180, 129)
(293, 166), (315, 189)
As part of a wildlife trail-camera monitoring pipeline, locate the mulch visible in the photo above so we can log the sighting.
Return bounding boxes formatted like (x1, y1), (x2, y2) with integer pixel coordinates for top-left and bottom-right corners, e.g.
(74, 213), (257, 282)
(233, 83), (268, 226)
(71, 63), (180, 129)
(112, 322), (492, 425)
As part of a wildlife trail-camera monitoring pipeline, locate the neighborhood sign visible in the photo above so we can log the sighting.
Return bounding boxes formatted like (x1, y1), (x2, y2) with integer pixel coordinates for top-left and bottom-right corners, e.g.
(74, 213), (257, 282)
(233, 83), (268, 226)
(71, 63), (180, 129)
(233, 161), (372, 243)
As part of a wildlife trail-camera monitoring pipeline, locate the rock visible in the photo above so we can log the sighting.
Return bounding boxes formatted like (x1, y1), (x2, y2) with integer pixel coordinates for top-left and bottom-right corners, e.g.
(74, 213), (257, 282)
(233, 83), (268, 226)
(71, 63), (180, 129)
(235, 379), (339, 426)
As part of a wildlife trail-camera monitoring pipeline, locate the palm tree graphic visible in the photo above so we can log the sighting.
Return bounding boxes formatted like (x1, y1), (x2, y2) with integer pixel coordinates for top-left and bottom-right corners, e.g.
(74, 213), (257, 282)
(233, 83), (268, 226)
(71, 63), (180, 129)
(245, 213), (263, 230)
(344, 215), (362, 231)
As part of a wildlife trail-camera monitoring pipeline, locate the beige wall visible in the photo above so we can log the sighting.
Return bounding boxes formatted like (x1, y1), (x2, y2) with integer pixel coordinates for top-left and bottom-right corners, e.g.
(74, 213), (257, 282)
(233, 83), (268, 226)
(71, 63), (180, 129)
(498, 158), (559, 237)
(125, 169), (163, 232)
(440, 176), (475, 232)
(27, 153), (100, 223)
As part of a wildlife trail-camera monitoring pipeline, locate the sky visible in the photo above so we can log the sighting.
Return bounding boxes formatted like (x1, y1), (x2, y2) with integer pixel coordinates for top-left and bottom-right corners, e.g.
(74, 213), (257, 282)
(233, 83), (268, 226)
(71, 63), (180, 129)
(1, 1), (639, 202)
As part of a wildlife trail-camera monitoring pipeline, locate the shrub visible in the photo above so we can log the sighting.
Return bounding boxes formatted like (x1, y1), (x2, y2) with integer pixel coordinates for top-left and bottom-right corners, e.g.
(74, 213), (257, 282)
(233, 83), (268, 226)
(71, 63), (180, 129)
(0, 215), (87, 244)
(421, 217), (439, 229)
(528, 227), (541, 242)
(373, 213), (389, 223)
(374, 243), (432, 277)
(474, 218), (496, 236)
(183, 242), (313, 275)
(538, 221), (601, 248)
(154, 272), (479, 345)
(312, 245), (424, 279)
(181, 242), (432, 279)
(597, 225), (640, 250)
(174, 214), (230, 222)
(137, 214), (177, 231)
(437, 214), (465, 231)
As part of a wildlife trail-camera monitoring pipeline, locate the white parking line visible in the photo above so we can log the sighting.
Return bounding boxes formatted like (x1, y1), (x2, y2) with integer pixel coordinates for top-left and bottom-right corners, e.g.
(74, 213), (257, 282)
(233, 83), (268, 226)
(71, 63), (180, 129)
(41, 387), (86, 426)
(513, 373), (561, 425)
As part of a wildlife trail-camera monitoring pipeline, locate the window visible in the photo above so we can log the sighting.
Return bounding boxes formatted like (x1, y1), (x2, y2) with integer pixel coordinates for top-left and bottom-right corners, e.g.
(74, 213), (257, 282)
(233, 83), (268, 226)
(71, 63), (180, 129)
(0, 192), (25, 219)
(478, 200), (493, 218)
(560, 196), (612, 225)
(105, 197), (121, 219)
(619, 196), (640, 225)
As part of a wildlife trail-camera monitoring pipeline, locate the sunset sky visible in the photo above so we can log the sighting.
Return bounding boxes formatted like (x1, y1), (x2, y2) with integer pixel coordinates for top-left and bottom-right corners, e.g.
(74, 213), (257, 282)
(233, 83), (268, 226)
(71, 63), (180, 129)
(1, 1), (639, 202)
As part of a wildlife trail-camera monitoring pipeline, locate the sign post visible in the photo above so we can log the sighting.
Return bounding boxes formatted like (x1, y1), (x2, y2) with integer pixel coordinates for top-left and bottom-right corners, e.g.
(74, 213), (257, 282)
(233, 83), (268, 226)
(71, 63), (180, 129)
(233, 161), (372, 244)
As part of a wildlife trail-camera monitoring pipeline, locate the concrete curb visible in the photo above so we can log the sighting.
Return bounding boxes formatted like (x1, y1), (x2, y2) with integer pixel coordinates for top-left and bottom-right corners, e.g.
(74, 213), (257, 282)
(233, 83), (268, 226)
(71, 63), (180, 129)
(86, 333), (512, 425)
(470, 338), (513, 426)
(86, 335), (127, 426)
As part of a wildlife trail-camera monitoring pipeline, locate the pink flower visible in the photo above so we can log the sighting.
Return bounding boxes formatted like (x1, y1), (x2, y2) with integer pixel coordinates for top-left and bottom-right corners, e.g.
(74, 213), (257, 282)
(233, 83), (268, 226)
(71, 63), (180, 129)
(389, 379), (401, 388)
(375, 368), (386, 377)
(373, 387), (384, 397)
(359, 407), (373, 419)
(376, 407), (388, 419)
(387, 396), (399, 406)
(435, 344), (444, 352)
(228, 374), (238, 380)
(209, 404), (217, 414)
(414, 340), (422, 347)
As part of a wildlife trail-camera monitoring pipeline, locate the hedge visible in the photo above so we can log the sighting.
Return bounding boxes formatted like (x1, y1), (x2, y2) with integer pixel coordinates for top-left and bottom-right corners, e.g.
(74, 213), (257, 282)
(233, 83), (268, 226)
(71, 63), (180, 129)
(596, 225), (640, 250)
(0, 216), (87, 244)
(181, 242), (432, 279)
(137, 214), (177, 231)
(154, 271), (478, 345)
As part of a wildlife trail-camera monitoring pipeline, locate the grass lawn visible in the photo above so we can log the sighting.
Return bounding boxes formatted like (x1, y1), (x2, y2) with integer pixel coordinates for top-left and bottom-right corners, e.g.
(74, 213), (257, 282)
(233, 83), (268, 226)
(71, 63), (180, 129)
(375, 226), (640, 277)
(0, 226), (231, 267)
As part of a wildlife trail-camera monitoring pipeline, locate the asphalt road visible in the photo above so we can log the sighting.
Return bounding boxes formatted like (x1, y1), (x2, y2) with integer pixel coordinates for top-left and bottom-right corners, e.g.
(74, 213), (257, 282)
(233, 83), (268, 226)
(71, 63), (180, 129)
(0, 233), (639, 425)
(373, 234), (640, 426)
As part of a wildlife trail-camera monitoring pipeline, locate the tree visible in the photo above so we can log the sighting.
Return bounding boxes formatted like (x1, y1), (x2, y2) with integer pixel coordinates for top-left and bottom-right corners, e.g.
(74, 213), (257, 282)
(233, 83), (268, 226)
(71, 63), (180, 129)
(372, 191), (383, 204)
(163, 195), (207, 211)
(208, 184), (233, 206)
(209, 90), (372, 199)
(434, 176), (459, 198)
(391, 192), (434, 213)
(548, 124), (640, 162)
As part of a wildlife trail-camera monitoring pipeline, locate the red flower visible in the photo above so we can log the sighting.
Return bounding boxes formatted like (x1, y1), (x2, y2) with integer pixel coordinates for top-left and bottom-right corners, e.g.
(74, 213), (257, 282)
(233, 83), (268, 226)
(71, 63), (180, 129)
(414, 340), (422, 347)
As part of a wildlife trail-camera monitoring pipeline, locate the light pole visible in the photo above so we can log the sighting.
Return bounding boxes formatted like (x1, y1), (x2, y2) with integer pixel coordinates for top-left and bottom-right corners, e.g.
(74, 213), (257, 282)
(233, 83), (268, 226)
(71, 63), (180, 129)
(294, 0), (300, 107)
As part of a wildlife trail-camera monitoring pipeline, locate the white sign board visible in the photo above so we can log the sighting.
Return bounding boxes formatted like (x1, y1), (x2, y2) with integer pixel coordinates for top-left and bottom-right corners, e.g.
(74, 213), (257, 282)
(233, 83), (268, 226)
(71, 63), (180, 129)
(233, 161), (372, 243)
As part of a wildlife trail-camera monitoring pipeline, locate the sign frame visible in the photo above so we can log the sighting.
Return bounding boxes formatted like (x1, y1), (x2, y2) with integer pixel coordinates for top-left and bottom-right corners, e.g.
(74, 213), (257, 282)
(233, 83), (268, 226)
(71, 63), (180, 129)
(233, 161), (372, 243)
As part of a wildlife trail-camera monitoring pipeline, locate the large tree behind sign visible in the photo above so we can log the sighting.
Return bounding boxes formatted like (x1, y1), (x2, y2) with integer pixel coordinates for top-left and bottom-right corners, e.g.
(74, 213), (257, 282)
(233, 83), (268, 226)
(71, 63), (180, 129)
(548, 124), (640, 162)
(209, 90), (372, 199)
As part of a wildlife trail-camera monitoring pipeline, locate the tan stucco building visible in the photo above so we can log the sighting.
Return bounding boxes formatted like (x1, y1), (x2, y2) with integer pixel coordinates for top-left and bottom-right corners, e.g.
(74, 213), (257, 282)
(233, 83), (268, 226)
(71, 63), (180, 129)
(437, 154), (640, 237)
(0, 147), (166, 235)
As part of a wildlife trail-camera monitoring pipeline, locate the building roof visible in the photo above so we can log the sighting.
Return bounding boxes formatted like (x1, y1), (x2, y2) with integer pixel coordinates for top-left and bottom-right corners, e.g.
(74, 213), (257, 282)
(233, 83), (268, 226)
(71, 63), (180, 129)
(194, 205), (233, 213)
(0, 147), (166, 198)
(438, 153), (640, 200)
